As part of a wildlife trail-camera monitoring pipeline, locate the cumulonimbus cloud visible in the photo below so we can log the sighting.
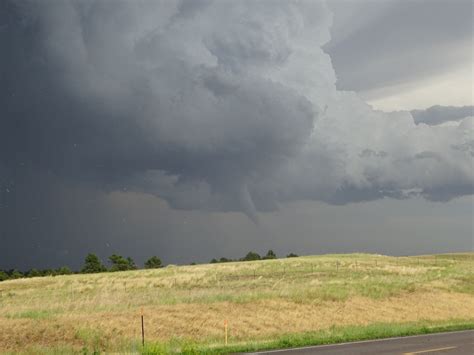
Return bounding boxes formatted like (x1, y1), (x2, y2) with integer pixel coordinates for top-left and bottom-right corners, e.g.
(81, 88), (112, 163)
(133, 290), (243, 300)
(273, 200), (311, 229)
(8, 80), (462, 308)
(1, 0), (472, 222)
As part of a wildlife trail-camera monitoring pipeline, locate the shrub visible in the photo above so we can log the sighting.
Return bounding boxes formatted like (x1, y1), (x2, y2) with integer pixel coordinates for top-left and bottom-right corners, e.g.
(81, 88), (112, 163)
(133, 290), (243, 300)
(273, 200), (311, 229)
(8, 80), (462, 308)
(28, 268), (42, 277)
(57, 266), (72, 275)
(10, 270), (24, 279)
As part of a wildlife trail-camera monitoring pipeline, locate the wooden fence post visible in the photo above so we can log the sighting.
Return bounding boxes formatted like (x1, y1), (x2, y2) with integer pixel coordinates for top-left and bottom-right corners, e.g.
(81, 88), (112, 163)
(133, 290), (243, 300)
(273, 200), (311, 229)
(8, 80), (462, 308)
(224, 319), (228, 345)
(141, 308), (145, 347)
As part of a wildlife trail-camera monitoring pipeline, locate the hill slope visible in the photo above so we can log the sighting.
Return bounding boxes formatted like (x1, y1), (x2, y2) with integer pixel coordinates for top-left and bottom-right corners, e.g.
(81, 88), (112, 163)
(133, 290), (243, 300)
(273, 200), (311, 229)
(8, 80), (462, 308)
(1, 253), (473, 353)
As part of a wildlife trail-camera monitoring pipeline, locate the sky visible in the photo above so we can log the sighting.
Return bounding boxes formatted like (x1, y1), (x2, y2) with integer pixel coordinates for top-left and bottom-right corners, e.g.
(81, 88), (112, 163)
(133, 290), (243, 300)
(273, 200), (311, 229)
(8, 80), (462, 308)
(326, 0), (473, 111)
(0, 0), (473, 270)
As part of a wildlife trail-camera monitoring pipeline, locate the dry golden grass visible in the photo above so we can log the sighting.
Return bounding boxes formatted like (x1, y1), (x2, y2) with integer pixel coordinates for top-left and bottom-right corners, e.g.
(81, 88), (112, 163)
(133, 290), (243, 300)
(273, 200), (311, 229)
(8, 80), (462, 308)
(0, 253), (473, 352)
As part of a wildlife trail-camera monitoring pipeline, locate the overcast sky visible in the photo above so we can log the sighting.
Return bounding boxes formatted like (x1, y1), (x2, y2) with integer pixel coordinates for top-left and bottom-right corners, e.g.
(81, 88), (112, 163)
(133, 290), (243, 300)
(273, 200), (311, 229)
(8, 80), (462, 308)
(326, 0), (473, 111)
(1, 0), (472, 270)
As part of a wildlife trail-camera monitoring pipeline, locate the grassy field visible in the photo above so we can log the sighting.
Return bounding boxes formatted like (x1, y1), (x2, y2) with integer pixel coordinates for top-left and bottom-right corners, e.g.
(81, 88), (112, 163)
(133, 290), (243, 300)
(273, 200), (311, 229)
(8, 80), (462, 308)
(0, 253), (473, 354)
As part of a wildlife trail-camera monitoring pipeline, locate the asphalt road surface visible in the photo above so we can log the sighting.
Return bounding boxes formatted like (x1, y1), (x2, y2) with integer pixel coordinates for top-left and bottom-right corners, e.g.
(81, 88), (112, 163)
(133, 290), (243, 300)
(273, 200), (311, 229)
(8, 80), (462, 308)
(246, 330), (474, 355)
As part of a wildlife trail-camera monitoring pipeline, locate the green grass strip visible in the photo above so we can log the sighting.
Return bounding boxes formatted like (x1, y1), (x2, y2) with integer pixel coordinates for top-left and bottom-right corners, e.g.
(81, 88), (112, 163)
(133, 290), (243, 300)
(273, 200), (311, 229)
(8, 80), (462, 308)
(142, 319), (474, 354)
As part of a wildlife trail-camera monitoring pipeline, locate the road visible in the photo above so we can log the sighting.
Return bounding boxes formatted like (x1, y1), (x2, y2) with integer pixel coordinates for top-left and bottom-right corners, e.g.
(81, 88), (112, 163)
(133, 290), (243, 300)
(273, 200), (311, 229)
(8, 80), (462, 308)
(246, 330), (474, 354)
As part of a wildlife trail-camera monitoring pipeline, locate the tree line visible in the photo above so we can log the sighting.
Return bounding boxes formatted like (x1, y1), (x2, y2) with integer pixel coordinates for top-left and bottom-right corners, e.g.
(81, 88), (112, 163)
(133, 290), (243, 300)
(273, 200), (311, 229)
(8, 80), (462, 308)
(0, 254), (163, 281)
(0, 250), (298, 282)
(210, 250), (298, 263)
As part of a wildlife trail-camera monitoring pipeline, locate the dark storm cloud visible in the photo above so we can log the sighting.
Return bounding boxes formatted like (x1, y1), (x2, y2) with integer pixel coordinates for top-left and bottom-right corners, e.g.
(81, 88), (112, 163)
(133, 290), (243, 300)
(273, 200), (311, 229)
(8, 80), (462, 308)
(1, 0), (327, 221)
(326, 0), (472, 92)
(1, 0), (473, 270)
(411, 105), (473, 126)
(0, 0), (472, 224)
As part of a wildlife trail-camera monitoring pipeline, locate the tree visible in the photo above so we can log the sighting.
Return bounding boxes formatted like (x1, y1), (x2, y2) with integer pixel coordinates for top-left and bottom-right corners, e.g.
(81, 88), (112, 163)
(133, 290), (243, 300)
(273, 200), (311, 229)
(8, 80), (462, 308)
(0, 270), (8, 281)
(286, 253), (299, 258)
(219, 257), (232, 263)
(126, 257), (137, 270)
(263, 250), (277, 260)
(145, 256), (163, 269)
(109, 254), (136, 271)
(81, 253), (106, 273)
(241, 251), (261, 261)
(210, 258), (218, 264)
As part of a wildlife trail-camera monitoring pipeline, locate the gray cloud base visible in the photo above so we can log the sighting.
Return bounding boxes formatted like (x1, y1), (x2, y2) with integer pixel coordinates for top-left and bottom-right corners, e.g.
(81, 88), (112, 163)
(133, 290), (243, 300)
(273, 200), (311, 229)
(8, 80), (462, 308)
(411, 105), (473, 126)
(1, 0), (473, 225)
